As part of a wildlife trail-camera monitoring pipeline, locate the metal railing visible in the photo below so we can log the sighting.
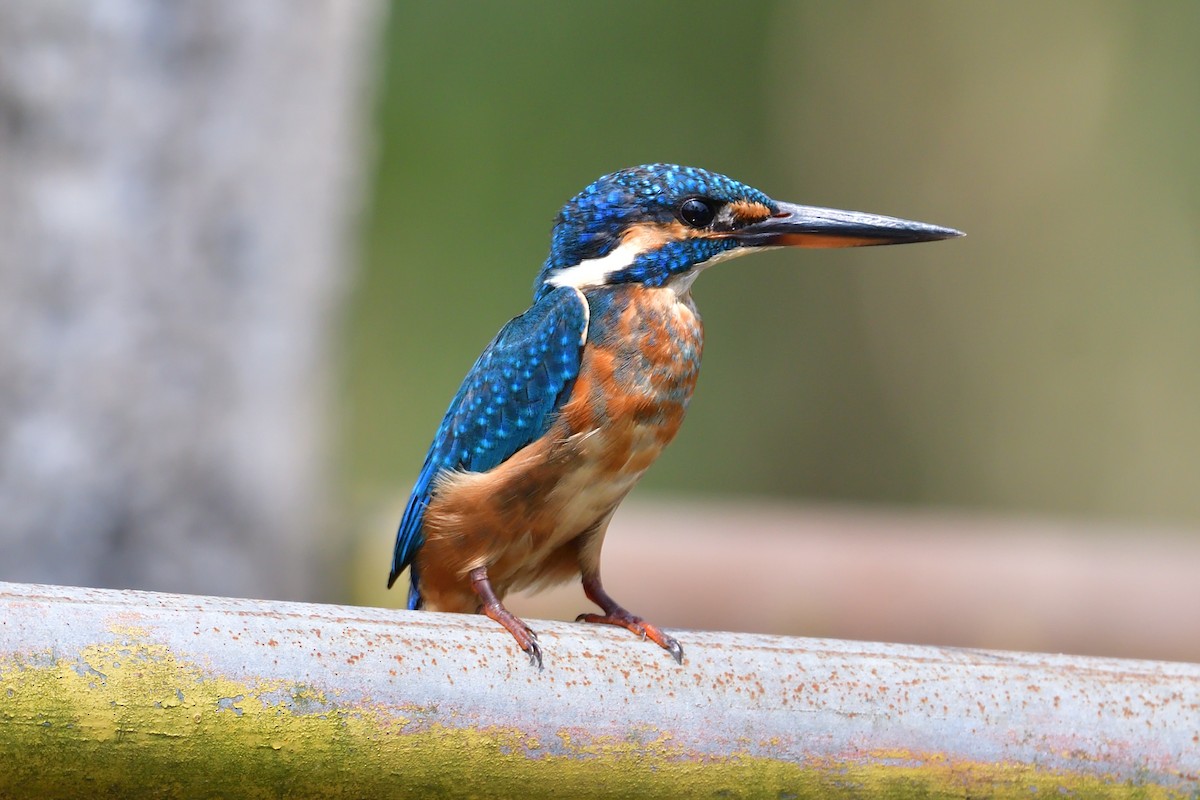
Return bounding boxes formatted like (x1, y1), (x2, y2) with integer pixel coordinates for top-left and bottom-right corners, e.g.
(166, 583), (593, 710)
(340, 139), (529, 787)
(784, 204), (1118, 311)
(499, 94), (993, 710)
(1, 580), (1196, 798)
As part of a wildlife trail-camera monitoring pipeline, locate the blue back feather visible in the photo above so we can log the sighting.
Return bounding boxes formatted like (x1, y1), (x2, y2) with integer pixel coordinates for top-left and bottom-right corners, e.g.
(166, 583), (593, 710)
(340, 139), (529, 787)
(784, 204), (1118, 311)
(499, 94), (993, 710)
(389, 286), (588, 604)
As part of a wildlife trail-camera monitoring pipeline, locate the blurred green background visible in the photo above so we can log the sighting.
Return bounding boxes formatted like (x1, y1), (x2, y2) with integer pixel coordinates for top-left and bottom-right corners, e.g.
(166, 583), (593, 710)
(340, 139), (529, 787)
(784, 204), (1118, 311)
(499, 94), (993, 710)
(343, 0), (1200, 578)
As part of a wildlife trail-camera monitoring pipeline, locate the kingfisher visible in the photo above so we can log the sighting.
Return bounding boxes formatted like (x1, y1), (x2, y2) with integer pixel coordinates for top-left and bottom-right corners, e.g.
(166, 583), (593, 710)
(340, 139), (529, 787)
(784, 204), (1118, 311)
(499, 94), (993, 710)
(388, 164), (961, 668)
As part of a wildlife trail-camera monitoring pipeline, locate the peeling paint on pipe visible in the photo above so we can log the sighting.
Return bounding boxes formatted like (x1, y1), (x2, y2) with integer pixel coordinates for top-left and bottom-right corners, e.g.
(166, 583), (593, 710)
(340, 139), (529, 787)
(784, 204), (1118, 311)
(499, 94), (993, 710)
(0, 580), (1197, 798)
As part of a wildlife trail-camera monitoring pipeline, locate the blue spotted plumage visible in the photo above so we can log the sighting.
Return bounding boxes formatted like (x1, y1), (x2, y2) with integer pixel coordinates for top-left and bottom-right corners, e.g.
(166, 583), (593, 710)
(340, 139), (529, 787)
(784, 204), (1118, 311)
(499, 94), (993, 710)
(389, 164), (961, 668)
(389, 285), (587, 608)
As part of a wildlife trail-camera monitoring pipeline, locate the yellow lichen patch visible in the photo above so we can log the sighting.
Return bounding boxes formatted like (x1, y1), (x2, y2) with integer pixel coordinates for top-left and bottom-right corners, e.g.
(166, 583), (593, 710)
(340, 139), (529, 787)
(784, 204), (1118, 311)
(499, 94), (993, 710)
(806, 750), (1185, 800)
(0, 639), (1190, 799)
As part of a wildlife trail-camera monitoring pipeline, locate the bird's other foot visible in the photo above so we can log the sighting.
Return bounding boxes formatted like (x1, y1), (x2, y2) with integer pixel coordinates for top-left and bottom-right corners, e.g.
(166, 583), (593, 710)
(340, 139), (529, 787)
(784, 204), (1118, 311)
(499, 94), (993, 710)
(490, 614), (542, 669)
(469, 566), (543, 670)
(578, 572), (683, 663)
(509, 623), (543, 670)
(576, 609), (683, 664)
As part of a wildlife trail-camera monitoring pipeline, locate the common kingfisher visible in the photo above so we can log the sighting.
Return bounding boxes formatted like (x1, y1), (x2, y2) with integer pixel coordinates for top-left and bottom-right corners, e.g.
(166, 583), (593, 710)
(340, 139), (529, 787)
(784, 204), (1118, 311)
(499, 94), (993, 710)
(388, 164), (961, 668)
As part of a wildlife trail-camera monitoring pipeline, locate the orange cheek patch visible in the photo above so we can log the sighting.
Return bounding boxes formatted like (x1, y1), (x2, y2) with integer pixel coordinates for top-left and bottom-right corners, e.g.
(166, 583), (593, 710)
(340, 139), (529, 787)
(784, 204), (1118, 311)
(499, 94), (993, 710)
(620, 220), (727, 249)
(728, 200), (773, 225)
(620, 222), (679, 251)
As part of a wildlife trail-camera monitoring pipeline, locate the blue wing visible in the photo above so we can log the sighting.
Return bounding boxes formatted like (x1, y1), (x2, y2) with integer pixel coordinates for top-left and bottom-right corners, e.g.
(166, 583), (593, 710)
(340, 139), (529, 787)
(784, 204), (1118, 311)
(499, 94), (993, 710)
(388, 286), (589, 606)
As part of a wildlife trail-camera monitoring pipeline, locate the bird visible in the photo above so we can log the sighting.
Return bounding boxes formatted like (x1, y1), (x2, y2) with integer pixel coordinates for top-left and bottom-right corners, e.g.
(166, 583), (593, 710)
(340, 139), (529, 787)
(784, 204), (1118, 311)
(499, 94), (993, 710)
(388, 164), (961, 669)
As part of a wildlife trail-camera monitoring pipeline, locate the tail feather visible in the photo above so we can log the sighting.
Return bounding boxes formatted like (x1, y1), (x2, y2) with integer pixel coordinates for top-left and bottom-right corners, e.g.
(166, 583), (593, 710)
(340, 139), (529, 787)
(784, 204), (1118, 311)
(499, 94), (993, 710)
(406, 565), (422, 610)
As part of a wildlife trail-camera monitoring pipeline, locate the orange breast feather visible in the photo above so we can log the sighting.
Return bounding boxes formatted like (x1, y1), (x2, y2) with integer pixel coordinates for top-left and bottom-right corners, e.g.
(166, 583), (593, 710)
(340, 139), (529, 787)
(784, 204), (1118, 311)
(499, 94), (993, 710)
(416, 287), (703, 610)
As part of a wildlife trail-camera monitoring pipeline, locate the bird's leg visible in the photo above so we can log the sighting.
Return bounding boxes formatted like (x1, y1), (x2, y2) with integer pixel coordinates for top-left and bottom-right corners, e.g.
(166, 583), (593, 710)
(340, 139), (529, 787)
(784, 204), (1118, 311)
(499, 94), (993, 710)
(469, 566), (542, 670)
(576, 572), (683, 664)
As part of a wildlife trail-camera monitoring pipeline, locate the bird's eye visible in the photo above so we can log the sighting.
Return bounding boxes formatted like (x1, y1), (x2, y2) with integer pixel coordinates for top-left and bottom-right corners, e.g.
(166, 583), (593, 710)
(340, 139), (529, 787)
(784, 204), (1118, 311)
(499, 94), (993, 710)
(678, 197), (716, 228)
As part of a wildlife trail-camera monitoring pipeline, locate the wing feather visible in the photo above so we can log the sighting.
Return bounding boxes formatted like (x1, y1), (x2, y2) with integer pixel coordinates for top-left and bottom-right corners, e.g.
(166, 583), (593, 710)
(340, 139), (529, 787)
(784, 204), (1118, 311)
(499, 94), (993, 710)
(388, 286), (589, 604)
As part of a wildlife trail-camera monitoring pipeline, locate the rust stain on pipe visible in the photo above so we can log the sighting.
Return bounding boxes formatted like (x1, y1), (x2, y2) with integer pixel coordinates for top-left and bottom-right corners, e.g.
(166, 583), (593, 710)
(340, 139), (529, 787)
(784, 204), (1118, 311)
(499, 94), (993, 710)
(0, 581), (1197, 798)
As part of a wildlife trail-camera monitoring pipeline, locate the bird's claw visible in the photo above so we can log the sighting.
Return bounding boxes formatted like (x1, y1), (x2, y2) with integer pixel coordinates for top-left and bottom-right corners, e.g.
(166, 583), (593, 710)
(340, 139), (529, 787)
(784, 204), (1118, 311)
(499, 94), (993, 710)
(663, 636), (684, 665)
(509, 623), (542, 670)
(525, 638), (543, 670)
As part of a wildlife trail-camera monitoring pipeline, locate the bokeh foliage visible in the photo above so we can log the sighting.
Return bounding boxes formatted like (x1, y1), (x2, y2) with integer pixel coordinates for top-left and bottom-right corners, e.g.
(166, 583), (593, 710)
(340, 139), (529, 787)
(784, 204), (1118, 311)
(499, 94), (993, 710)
(344, 1), (1200, 529)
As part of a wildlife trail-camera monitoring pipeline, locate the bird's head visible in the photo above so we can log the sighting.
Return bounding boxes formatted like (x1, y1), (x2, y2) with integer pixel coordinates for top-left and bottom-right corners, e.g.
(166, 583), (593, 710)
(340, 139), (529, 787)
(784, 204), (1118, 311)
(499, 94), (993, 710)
(534, 163), (961, 299)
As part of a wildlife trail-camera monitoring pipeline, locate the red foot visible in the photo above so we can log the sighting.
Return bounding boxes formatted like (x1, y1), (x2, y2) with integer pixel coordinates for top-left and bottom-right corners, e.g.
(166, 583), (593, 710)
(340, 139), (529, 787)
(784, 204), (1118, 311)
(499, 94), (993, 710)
(470, 567), (542, 669)
(577, 574), (684, 664)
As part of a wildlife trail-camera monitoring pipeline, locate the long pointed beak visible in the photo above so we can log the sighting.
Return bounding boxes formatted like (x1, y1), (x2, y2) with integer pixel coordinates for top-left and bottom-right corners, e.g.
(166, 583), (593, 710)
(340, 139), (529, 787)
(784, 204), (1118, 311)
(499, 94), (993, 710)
(736, 201), (963, 248)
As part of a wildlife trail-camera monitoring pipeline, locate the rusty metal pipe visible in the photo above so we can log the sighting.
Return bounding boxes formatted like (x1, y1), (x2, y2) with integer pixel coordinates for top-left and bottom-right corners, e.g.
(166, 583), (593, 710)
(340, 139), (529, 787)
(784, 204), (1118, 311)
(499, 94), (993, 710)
(1, 580), (1197, 798)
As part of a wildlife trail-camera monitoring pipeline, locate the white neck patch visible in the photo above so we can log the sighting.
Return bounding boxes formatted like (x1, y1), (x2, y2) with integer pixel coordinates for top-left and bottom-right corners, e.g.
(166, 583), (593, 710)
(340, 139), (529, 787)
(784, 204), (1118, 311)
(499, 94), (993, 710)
(546, 238), (764, 293)
(545, 240), (643, 291)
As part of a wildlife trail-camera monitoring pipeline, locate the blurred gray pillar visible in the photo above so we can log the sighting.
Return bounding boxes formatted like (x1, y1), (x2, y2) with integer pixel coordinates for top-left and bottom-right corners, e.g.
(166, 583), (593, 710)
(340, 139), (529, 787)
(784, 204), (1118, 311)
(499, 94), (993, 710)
(0, 1), (384, 599)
